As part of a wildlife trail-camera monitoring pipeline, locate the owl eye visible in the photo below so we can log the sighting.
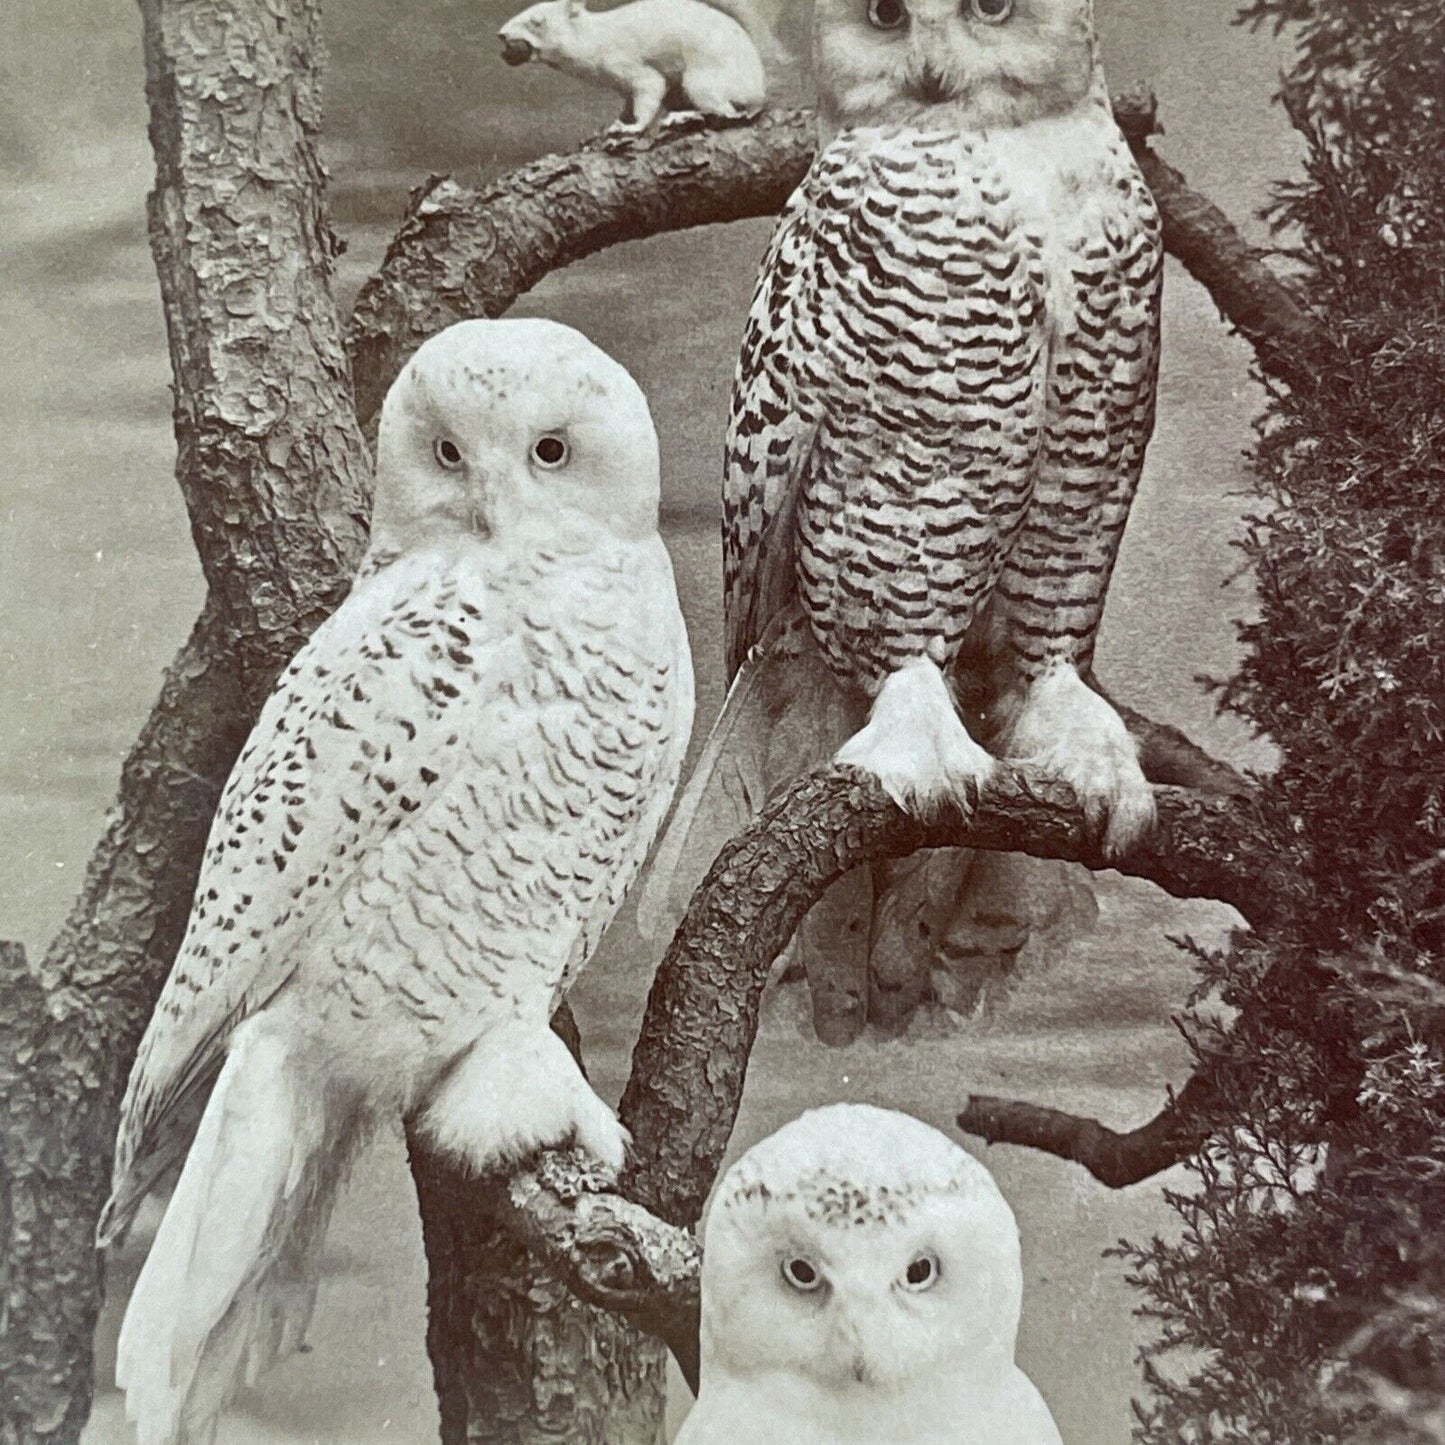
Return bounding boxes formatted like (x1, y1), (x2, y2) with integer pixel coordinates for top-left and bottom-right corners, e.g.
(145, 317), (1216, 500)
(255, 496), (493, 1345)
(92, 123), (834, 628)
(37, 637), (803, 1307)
(969, 0), (1013, 21)
(900, 1252), (941, 1291)
(434, 438), (464, 470)
(532, 434), (570, 469)
(867, 0), (907, 30)
(781, 1257), (825, 1292)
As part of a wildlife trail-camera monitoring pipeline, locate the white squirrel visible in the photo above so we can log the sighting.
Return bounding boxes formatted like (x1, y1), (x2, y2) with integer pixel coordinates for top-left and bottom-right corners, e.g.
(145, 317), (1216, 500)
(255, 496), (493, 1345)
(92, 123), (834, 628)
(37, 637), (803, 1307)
(498, 0), (785, 135)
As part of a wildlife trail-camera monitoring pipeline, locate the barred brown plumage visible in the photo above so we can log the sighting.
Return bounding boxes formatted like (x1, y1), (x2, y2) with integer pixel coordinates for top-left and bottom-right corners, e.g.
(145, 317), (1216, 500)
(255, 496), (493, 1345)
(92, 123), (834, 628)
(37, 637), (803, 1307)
(639, 0), (1159, 1032)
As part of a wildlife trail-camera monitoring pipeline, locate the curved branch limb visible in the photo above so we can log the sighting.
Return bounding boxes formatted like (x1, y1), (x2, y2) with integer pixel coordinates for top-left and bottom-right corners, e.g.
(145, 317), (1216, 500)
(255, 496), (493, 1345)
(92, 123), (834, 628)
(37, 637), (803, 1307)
(483, 763), (1280, 1372)
(618, 765), (1278, 1227)
(347, 111), (815, 428)
(348, 95), (1325, 432)
(956, 1071), (1218, 1189)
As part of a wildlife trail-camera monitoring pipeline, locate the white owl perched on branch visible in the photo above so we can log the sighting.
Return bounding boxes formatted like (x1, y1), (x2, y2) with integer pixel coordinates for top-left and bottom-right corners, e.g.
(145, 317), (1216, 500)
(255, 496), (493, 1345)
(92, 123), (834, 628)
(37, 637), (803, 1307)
(642, 0), (1162, 1024)
(99, 319), (694, 1445)
(677, 1105), (1063, 1444)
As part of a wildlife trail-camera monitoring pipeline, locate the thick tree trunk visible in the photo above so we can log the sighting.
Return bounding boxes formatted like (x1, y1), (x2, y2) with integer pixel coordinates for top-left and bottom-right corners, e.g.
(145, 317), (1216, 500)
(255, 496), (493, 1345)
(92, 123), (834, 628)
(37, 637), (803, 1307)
(0, 2), (369, 1438)
(412, 1143), (666, 1445)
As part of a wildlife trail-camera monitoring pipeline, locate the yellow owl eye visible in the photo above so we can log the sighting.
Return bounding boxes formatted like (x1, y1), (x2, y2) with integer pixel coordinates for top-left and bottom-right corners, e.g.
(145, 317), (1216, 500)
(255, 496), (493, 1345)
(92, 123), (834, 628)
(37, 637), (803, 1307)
(867, 0), (907, 30)
(781, 1257), (825, 1292)
(532, 434), (570, 469)
(969, 0), (1013, 21)
(900, 1252), (941, 1291)
(434, 438), (464, 470)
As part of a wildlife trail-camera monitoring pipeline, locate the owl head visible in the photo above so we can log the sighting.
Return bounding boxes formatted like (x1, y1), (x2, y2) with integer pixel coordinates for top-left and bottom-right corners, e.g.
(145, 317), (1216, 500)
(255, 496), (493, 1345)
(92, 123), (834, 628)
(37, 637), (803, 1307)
(698, 1105), (1025, 1406)
(813, 0), (1101, 134)
(371, 317), (662, 557)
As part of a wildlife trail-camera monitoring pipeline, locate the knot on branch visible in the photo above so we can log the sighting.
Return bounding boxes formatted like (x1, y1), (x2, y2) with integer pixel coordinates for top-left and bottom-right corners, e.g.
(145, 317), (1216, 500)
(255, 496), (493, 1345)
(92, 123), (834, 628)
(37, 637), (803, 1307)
(1112, 86), (1162, 144)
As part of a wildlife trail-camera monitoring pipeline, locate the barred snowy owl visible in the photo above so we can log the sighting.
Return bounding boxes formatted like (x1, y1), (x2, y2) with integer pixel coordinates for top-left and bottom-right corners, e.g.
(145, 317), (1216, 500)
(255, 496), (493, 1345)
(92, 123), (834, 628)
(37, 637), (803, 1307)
(99, 318), (694, 1445)
(677, 1105), (1063, 1444)
(641, 0), (1161, 1013)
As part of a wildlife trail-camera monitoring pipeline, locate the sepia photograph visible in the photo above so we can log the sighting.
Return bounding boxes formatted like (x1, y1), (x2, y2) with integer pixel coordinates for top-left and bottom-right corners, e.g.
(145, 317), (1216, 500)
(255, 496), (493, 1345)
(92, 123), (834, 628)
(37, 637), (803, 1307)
(1, 0), (1441, 1442)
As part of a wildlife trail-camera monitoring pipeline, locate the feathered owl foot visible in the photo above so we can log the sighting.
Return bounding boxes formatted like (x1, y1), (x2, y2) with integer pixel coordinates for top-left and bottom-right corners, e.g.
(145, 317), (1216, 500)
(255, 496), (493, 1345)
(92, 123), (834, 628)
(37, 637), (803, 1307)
(416, 1022), (629, 1178)
(1006, 666), (1154, 858)
(835, 655), (994, 817)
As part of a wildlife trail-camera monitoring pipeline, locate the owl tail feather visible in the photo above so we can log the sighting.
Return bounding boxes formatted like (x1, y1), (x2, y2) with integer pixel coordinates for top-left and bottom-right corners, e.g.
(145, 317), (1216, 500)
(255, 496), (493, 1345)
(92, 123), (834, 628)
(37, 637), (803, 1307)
(115, 1019), (357, 1445)
(636, 606), (861, 946)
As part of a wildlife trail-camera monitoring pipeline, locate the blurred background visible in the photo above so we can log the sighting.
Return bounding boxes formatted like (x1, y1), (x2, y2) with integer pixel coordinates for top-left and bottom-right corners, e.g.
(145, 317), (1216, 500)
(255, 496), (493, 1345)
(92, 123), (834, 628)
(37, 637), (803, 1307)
(2, 1), (1296, 1440)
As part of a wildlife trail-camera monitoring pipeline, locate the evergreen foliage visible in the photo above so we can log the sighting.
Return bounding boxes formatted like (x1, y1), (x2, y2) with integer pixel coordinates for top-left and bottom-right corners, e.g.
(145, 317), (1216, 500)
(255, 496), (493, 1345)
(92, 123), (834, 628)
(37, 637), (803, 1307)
(1125, 5), (1445, 1440)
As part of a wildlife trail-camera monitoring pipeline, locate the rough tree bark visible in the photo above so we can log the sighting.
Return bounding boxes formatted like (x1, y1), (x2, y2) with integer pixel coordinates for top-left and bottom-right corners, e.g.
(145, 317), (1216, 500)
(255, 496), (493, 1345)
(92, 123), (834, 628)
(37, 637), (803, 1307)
(0, 3), (370, 1440)
(348, 113), (814, 431)
(0, 65), (1317, 1445)
(411, 1141), (666, 1445)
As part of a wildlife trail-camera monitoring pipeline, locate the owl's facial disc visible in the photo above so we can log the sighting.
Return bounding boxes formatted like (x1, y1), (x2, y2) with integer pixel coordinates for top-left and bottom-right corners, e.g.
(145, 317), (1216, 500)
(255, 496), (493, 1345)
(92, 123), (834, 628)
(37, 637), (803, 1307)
(815, 0), (1097, 132)
(371, 318), (661, 557)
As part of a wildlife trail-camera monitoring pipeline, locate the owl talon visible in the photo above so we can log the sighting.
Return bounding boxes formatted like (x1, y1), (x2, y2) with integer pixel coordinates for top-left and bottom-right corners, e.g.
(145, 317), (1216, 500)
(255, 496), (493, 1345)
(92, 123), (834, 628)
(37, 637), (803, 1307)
(417, 1023), (629, 1176)
(1006, 666), (1154, 857)
(836, 656), (994, 818)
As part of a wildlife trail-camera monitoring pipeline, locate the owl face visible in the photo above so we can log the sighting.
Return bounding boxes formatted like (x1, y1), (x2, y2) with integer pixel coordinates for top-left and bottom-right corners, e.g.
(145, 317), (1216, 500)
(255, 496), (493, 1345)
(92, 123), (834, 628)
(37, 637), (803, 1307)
(372, 317), (662, 556)
(700, 1107), (1024, 1396)
(813, 0), (1098, 133)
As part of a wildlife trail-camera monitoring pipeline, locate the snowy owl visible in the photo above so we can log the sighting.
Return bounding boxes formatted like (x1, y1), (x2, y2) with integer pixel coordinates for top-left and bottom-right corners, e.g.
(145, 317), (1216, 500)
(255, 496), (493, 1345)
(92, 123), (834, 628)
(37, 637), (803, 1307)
(640, 0), (1160, 1010)
(99, 317), (695, 1445)
(676, 1105), (1063, 1444)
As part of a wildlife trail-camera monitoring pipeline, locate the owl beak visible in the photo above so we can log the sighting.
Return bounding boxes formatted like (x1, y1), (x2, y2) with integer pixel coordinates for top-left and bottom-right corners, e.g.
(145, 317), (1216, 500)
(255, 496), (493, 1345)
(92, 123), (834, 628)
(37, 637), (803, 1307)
(828, 1312), (876, 1387)
(465, 477), (493, 539)
(908, 62), (954, 105)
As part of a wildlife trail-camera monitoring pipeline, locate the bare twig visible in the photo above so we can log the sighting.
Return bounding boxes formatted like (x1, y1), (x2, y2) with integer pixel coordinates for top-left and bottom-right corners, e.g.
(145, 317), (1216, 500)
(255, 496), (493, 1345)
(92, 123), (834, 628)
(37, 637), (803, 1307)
(957, 1074), (1217, 1189)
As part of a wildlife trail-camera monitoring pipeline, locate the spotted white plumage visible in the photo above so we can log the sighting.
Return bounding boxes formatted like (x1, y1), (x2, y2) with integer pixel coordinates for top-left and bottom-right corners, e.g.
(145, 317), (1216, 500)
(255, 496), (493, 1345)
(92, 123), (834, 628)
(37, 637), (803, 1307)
(677, 1104), (1063, 1444)
(102, 318), (694, 1445)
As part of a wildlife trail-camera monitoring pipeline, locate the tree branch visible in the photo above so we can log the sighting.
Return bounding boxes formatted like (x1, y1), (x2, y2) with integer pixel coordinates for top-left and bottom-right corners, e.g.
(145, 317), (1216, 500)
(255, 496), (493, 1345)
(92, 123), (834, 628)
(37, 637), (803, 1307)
(1112, 88), (1329, 391)
(620, 765), (1275, 1226)
(957, 1072), (1217, 1190)
(347, 97), (1326, 432)
(499, 1152), (703, 1387)
(474, 762), (1281, 1382)
(347, 112), (814, 429)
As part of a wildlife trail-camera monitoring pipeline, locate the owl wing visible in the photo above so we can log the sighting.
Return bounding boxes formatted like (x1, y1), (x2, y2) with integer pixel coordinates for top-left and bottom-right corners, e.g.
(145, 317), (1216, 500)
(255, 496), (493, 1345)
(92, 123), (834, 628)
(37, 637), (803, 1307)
(105, 554), (522, 1234)
(727, 133), (1054, 689)
(722, 184), (819, 683)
